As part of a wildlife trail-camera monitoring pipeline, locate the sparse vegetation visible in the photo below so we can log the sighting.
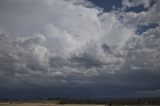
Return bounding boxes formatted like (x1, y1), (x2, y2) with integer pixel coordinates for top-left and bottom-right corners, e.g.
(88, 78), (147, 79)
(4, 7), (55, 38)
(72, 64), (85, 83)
(0, 97), (160, 106)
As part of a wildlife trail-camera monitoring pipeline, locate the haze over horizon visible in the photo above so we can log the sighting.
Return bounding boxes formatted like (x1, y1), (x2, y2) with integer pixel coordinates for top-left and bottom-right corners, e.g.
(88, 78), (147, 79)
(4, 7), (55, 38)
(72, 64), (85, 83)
(0, 0), (160, 98)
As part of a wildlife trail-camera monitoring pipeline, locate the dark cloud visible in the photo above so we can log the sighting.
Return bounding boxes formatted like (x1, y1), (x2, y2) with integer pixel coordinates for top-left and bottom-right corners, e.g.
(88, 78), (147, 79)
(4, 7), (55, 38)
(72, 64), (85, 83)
(0, 0), (160, 98)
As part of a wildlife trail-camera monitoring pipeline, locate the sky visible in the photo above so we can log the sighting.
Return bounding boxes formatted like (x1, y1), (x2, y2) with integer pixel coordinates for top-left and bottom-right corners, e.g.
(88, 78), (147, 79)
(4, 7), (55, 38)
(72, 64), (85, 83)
(0, 0), (160, 99)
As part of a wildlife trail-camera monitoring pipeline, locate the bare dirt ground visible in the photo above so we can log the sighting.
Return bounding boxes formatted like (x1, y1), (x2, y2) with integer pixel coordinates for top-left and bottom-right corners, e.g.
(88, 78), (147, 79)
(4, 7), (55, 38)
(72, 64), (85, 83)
(0, 103), (104, 106)
(0, 103), (159, 106)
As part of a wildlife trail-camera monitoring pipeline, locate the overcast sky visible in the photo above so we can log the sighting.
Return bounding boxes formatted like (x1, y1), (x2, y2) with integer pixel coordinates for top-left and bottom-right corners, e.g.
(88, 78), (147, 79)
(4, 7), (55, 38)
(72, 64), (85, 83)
(0, 0), (160, 98)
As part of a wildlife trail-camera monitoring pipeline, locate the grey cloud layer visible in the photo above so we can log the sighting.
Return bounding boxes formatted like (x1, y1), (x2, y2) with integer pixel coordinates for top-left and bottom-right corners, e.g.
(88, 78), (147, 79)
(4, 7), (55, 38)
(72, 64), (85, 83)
(122, 0), (160, 26)
(0, 0), (160, 97)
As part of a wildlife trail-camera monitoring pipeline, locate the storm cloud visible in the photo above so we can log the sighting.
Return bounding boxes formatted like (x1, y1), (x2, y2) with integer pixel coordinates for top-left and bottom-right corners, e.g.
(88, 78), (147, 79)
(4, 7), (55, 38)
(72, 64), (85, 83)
(0, 0), (160, 98)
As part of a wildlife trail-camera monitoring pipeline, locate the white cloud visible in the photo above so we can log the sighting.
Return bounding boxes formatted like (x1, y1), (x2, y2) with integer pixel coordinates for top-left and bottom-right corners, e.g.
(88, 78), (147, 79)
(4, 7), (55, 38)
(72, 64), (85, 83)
(124, 26), (160, 72)
(121, 0), (160, 26)
(0, 0), (160, 96)
(122, 0), (152, 8)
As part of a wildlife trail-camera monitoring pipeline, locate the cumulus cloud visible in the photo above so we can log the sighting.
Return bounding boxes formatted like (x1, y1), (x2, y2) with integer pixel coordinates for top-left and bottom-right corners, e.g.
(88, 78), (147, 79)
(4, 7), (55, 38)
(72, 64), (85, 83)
(122, 0), (153, 8)
(0, 0), (160, 97)
(121, 0), (160, 26)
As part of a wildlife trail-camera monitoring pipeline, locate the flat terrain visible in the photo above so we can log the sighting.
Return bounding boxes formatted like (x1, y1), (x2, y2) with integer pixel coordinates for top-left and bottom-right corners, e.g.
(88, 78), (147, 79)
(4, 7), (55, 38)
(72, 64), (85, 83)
(0, 103), (104, 106)
(0, 102), (160, 106)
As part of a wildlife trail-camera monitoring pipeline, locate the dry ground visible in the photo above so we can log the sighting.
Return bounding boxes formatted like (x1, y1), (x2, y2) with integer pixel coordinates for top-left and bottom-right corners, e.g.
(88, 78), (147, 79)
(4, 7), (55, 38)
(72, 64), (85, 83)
(0, 102), (159, 106)
(0, 102), (104, 106)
